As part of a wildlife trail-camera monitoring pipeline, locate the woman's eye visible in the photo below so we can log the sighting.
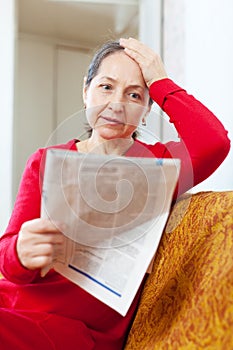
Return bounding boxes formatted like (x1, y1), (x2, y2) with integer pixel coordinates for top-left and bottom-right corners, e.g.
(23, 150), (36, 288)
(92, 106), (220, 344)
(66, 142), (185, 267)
(100, 84), (111, 90)
(129, 92), (141, 100)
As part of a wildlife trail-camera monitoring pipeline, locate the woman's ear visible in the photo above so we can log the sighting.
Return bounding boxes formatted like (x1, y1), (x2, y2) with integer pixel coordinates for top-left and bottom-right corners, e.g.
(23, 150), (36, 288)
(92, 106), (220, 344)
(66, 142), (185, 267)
(142, 107), (151, 126)
(83, 76), (87, 108)
(142, 116), (147, 126)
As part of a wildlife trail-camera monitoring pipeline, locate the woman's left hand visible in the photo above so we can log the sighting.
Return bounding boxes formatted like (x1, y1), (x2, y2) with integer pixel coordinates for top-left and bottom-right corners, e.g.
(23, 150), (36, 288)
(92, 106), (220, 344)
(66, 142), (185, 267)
(119, 37), (167, 87)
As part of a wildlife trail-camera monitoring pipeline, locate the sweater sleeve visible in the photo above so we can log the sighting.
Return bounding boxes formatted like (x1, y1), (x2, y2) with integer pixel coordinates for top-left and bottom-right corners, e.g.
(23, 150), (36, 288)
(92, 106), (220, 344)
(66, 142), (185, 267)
(148, 78), (230, 195)
(0, 140), (77, 284)
(0, 149), (44, 283)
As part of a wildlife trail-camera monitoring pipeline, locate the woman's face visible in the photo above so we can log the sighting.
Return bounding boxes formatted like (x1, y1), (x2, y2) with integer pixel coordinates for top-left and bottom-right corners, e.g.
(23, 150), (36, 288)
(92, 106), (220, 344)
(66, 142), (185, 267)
(83, 51), (150, 140)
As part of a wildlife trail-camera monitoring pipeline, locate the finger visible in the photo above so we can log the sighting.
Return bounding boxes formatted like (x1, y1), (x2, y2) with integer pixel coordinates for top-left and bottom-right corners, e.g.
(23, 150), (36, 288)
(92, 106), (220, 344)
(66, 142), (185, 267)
(41, 264), (52, 278)
(18, 249), (54, 271)
(17, 231), (64, 267)
(21, 218), (63, 234)
(30, 241), (62, 257)
(120, 39), (154, 70)
(120, 37), (142, 50)
(34, 233), (65, 245)
(123, 47), (146, 65)
(19, 230), (64, 246)
(31, 255), (54, 270)
(120, 38), (151, 58)
(41, 243), (64, 277)
(23, 241), (63, 272)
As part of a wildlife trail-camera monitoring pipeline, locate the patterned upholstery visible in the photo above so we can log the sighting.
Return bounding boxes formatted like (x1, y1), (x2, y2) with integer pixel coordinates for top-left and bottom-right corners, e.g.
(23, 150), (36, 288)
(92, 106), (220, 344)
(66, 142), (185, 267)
(125, 191), (233, 350)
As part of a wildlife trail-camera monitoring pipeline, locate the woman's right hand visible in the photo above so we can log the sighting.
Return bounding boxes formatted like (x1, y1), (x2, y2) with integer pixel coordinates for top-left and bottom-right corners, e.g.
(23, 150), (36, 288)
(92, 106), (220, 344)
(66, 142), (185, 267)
(16, 218), (65, 273)
(119, 37), (167, 87)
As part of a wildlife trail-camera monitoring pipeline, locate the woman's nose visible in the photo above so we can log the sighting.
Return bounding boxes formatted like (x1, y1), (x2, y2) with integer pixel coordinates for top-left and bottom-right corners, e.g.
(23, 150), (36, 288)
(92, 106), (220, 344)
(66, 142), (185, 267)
(108, 91), (125, 112)
(108, 101), (124, 113)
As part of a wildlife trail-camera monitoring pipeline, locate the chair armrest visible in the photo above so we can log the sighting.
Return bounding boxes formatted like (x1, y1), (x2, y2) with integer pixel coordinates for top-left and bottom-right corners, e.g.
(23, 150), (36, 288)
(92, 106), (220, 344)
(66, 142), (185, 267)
(125, 191), (233, 350)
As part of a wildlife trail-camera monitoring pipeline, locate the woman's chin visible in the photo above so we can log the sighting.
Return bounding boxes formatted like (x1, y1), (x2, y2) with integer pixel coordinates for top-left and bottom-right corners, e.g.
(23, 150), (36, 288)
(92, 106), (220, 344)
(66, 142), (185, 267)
(94, 125), (134, 140)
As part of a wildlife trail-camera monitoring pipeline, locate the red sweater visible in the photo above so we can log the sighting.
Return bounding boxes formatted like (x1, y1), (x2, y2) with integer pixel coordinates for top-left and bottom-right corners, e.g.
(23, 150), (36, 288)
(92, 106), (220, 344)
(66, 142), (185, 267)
(0, 79), (230, 350)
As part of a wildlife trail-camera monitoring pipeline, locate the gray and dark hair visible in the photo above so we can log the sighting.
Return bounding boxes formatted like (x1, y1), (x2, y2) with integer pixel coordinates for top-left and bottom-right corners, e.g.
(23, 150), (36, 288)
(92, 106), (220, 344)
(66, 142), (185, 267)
(85, 41), (124, 88)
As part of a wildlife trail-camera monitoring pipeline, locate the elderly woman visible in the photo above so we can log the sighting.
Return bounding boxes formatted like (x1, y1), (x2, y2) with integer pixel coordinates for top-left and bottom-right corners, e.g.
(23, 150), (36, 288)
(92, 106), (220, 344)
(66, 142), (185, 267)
(0, 38), (230, 349)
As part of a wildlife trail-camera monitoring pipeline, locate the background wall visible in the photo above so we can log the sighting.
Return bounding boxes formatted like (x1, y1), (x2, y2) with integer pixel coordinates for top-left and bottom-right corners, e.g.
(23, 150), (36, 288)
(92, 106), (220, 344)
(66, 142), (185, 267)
(14, 37), (90, 199)
(163, 0), (233, 192)
(1, 0), (138, 233)
(1, 0), (232, 233)
(0, 0), (15, 234)
(185, 0), (233, 192)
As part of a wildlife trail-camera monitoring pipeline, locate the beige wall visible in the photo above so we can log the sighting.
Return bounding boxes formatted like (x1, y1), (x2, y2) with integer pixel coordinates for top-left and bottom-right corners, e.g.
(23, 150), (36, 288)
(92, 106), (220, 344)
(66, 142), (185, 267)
(0, 0), (15, 233)
(1, 0), (233, 234)
(13, 36), (90, 199)
(162, 0), (233, 191)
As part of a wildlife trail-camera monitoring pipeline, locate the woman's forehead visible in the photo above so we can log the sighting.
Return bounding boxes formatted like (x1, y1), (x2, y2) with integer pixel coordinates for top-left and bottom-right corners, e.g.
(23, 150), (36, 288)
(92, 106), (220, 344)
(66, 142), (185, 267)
(96, 51), (146, 85)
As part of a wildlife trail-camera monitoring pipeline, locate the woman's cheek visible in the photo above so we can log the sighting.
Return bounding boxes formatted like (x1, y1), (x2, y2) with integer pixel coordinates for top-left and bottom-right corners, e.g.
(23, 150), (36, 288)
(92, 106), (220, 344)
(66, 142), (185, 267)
(86, 101), (111, 129)
(126, 104), (146, 127)
(85, 106), (100, 127)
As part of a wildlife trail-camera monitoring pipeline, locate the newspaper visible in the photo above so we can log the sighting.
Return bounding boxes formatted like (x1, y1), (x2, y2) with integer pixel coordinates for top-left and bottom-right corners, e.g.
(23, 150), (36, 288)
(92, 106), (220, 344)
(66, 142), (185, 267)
(41, 148), (180, 316)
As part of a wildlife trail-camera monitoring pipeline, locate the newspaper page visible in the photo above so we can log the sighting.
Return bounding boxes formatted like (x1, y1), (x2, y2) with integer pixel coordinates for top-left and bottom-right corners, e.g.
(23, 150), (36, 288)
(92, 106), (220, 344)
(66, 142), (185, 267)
(41, 148), (180, 316)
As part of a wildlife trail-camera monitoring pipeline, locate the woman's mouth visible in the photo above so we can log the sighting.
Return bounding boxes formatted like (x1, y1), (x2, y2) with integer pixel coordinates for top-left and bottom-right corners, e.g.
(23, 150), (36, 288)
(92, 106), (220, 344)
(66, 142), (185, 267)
(100, 116), (124, 125)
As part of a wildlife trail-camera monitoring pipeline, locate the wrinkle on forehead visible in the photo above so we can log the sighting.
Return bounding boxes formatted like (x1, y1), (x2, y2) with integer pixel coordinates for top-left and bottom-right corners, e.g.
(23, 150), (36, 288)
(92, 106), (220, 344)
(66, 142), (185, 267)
(96, 51), (147, 89)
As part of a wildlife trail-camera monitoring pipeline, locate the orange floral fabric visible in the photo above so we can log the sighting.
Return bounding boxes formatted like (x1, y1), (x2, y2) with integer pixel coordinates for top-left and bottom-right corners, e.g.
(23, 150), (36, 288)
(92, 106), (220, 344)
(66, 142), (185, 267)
(125, 191), (233, 350)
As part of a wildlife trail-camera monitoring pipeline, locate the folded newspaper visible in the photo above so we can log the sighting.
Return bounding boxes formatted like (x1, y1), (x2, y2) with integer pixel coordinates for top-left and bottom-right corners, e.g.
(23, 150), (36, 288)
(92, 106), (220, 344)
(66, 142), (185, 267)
(41, 148), (180, 316)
